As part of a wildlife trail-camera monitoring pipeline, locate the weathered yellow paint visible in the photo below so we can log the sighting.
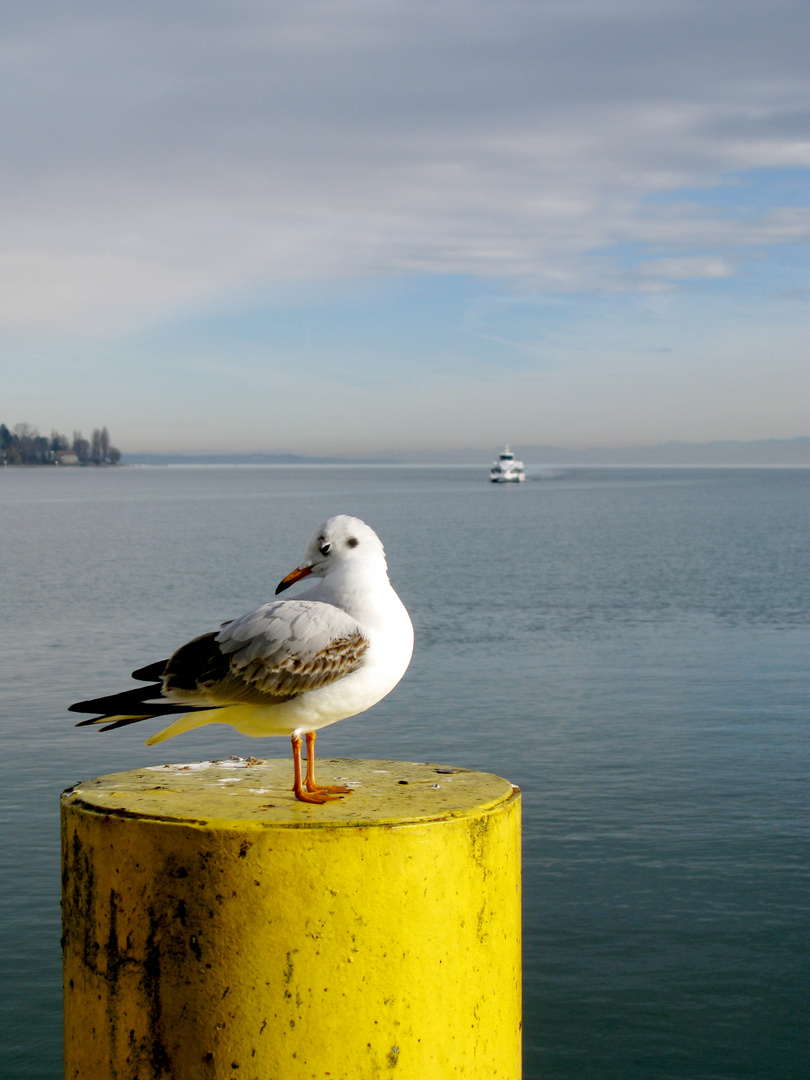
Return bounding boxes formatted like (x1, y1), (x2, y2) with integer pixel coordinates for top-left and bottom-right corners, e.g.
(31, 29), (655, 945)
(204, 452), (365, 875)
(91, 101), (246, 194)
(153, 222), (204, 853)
(62, 758), (521, 1080)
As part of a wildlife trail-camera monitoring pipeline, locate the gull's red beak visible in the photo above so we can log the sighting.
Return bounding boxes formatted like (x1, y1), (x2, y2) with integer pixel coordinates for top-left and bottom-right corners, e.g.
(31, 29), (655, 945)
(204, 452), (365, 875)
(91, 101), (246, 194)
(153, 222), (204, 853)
(275, 564), (314, 595)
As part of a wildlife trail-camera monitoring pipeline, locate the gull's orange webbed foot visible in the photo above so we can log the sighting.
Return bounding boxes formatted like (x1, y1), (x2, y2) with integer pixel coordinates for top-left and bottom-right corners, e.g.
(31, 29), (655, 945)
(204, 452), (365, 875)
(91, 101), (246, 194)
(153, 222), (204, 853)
(293, 786), (340, 804)
(305, 779), (353, 796)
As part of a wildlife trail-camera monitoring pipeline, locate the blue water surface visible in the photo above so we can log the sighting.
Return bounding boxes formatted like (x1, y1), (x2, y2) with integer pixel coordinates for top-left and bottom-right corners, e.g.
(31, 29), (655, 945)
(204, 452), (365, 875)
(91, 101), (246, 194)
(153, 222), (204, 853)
(0, 464), (807, 1079)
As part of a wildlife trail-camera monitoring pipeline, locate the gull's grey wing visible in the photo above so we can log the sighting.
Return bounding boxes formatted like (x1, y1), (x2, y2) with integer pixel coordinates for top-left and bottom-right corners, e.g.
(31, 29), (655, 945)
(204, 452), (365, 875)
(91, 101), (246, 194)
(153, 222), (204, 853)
(164, 600), (369, 704)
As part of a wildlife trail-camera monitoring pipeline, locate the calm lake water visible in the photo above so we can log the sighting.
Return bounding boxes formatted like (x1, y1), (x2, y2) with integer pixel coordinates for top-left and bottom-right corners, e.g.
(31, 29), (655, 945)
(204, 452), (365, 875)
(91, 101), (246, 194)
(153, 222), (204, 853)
(1, 464), (808, 1079)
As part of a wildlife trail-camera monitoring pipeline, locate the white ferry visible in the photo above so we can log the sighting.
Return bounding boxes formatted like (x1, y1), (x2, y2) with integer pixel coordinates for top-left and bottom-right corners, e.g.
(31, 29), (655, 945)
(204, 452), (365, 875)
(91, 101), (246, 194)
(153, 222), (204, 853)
(490, 446), (525, 483)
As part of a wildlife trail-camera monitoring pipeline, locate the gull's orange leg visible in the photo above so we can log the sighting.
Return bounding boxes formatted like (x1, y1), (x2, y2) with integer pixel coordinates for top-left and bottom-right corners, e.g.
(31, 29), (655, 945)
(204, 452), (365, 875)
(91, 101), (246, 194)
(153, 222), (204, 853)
(304, 731), (352, 796)
(291, 733), (336, 803)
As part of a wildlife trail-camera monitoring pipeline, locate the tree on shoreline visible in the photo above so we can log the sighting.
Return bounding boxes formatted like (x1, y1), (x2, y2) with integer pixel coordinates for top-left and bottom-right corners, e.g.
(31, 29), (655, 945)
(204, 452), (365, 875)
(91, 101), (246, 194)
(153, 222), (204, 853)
(1, 422), (121, 465)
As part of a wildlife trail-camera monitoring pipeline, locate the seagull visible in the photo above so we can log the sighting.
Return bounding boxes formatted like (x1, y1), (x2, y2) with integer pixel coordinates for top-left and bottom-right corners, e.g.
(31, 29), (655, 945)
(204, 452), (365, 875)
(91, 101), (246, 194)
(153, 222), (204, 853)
(70, 515), (414, 803)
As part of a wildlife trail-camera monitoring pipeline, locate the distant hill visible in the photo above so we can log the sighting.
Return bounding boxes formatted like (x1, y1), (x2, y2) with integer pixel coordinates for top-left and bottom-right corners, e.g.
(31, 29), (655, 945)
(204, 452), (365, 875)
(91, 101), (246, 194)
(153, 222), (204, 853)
(123, 452), (357, 466)
(404, 437), (810, 466)
(123, 437), (810, 467)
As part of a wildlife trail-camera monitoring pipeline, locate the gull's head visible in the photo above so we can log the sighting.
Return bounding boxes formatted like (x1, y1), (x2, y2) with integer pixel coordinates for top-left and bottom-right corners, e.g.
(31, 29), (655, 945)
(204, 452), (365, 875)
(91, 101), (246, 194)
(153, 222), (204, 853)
(276, 515), (388, 594)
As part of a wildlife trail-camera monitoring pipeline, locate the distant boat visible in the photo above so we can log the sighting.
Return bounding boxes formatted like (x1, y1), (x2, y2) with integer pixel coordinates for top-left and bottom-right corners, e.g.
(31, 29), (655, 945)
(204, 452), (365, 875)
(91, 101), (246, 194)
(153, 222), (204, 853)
(490, 446), (525, 483)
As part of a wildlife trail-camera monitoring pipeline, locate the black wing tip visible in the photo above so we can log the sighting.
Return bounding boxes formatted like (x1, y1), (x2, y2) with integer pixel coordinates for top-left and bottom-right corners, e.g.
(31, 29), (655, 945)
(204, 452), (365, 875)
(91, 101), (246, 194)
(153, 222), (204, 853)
(73, 714), (148, 729)
(69, 686), (163, 715)
(132, 660), (168, 682)
(73, 702), (224, 730)
(98, 716), (150, 732)
(69, 700), (104, 714)
(69, 683), (164, 713)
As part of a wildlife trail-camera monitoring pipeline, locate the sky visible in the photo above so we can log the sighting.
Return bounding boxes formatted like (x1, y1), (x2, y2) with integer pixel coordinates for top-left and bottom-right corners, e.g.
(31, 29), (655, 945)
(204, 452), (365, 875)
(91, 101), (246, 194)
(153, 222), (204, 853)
(1, 0), (808, 455)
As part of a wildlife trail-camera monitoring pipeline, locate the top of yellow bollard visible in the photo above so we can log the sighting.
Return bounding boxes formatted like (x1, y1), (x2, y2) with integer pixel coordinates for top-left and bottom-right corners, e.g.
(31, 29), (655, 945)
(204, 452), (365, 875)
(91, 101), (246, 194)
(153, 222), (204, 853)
(62, 758), (518, 829)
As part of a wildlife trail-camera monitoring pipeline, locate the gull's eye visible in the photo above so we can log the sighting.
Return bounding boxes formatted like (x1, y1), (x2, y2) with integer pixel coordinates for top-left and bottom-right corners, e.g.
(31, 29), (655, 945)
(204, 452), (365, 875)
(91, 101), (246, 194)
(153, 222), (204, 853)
(319, 540), (331, 556)
(346, 537), (359, 549)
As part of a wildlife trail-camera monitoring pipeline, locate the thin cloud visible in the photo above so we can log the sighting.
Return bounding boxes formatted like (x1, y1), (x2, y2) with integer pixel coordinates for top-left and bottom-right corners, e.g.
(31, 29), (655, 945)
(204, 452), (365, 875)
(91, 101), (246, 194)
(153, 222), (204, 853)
(0, 0), (807, 337)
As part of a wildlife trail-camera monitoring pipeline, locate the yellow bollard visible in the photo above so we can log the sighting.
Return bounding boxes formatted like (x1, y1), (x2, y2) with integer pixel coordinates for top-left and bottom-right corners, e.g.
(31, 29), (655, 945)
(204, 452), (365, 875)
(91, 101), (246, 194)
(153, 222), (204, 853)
(62, 758), (521, 1079)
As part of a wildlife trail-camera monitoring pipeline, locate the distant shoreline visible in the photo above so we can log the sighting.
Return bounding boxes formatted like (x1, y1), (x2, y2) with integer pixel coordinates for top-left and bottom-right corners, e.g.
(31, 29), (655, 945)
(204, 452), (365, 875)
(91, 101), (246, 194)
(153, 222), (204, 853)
(6, 459), (809, 474)
(122, 437), (810, 468)
(2, 461), (122, 468)
(3, 436), (808, 469)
